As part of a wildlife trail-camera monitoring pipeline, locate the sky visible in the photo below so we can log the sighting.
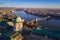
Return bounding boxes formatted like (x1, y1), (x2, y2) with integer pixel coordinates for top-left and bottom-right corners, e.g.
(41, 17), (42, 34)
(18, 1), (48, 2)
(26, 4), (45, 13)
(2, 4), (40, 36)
(0, 0), (60, 8)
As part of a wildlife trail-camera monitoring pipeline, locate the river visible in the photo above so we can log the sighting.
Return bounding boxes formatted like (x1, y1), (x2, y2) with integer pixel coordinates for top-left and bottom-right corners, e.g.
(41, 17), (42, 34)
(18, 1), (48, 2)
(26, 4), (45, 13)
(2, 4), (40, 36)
(12, 11), (60, 30)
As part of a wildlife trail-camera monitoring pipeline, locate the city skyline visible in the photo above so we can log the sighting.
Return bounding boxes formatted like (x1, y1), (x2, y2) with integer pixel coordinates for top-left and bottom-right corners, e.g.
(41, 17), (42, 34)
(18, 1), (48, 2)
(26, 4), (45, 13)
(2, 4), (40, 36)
(0, 0), (60, 8)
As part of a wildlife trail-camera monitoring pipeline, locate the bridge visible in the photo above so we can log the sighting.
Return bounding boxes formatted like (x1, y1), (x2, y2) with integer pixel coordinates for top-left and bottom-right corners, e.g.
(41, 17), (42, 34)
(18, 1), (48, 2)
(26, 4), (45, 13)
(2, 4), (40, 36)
(26, 16), (51, 24)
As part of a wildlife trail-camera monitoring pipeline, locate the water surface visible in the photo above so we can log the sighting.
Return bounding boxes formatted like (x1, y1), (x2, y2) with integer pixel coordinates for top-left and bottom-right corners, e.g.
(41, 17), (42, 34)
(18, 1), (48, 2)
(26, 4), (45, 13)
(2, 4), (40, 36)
(13, 11), (43, 21)
(13, 11), (60, 30)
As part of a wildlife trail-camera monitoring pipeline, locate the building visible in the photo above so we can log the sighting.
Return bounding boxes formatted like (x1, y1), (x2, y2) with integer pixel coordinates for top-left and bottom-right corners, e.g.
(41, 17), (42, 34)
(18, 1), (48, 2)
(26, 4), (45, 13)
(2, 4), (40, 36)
(0, 14), (24, 40)
(0, 20), (23, 40)
(29, 27), (60, 40)
(13, 16), (24, 31)
(2, 30), (23, 40)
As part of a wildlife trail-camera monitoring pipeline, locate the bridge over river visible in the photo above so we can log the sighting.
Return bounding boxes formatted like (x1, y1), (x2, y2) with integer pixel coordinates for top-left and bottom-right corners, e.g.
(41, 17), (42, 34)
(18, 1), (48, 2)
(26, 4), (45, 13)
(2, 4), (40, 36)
(27, 16), (51, 24)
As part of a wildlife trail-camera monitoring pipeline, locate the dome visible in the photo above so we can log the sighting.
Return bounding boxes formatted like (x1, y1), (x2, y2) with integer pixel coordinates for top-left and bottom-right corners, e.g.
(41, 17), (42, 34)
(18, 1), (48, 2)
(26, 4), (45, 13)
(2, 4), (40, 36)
(14, 16), (22, 23)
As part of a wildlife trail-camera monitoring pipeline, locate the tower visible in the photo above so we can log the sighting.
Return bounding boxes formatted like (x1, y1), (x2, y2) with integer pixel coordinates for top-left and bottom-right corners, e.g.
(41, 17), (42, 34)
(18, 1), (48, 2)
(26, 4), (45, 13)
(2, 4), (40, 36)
(13, 16), (24, 31)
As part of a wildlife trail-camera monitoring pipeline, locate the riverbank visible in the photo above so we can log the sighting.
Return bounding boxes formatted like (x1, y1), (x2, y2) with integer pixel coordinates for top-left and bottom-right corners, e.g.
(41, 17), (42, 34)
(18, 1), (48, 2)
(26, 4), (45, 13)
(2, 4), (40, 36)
(25, 11), (60, 19)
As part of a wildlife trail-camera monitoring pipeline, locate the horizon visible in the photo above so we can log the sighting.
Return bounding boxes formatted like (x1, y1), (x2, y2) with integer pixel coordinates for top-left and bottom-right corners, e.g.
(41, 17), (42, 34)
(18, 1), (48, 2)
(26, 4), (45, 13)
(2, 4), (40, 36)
(0, 0), (60, 8)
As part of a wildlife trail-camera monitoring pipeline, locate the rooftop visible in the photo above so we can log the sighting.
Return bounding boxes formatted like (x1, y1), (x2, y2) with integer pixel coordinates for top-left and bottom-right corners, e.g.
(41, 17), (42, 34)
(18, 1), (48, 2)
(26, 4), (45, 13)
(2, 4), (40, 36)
(32, 27), (60, 39)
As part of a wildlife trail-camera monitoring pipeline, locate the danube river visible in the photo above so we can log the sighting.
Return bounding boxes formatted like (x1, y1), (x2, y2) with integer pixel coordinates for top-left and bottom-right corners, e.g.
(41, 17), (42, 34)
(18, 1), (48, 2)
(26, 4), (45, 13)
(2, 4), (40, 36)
(13, 11), (60, 30)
